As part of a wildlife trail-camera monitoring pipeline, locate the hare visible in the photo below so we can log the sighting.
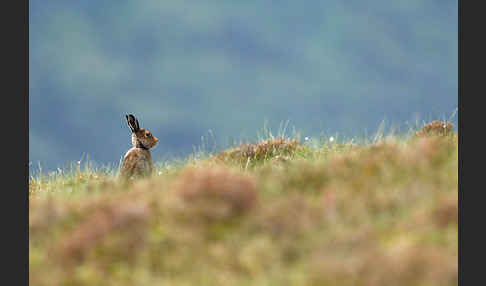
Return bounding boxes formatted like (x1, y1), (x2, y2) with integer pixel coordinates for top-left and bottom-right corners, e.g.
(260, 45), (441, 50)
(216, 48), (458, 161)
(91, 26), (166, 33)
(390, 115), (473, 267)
(120, 114), (159, 179)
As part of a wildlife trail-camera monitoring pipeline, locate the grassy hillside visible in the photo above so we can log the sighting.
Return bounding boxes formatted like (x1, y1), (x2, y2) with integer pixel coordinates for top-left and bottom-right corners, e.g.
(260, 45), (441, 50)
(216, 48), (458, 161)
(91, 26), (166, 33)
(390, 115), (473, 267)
(29, 121), (458, 286)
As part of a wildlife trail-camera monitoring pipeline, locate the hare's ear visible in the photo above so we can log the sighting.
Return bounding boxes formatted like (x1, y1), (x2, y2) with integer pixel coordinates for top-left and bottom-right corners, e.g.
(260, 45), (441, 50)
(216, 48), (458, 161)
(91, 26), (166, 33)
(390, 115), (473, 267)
(126, 114), (139, 133)
(135, 118), (140, 130)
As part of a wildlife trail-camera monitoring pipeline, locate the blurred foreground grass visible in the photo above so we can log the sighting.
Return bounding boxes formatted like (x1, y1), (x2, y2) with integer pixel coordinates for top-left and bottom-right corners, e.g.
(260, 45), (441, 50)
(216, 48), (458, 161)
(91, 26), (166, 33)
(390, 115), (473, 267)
(29, 121), (458, 286)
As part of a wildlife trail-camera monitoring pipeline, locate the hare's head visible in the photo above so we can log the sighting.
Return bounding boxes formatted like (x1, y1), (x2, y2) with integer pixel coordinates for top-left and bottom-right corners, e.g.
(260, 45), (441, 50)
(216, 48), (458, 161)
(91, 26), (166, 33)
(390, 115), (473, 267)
(125, 114), (159, 150)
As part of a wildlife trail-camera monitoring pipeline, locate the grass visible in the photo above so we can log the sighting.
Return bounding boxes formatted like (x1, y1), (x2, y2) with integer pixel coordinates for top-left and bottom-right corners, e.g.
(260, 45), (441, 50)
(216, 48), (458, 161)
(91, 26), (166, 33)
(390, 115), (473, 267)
(29, 121), (458, 286)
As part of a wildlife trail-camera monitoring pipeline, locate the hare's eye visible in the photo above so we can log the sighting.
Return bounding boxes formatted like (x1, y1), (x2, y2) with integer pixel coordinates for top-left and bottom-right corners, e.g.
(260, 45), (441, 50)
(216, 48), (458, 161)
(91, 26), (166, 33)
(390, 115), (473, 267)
(145, 133), (150, 137)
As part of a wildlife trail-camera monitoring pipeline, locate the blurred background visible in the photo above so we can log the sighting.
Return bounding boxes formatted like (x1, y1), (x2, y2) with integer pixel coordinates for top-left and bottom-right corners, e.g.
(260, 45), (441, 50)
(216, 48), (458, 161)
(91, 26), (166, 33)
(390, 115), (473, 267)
(29, 0), (458, 173)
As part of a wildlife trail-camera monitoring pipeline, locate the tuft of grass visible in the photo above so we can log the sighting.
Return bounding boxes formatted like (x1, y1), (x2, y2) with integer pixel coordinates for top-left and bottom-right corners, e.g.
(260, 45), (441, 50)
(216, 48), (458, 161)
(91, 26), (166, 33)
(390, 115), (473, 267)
(171, 166), (258, 223)
(29, 121), (458, 286)
(415, 120), (455, 137)
(215, 137), (303, 168)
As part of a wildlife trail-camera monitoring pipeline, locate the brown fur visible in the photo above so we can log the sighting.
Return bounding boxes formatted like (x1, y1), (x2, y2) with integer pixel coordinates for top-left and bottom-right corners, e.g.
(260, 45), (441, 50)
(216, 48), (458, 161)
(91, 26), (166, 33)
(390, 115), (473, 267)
(120, 115), (159, 179)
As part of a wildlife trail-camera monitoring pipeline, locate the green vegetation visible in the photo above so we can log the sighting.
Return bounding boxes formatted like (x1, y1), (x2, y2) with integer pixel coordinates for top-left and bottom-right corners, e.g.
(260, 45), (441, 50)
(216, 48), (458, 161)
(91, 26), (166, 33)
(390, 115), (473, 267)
(29, 121), (458, 286)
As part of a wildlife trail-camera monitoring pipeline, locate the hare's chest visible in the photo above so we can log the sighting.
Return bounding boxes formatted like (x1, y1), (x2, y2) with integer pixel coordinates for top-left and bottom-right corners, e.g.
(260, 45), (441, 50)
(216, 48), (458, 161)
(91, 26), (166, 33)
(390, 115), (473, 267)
(122, 148), (154, 177)
(138, 153), (153, 169)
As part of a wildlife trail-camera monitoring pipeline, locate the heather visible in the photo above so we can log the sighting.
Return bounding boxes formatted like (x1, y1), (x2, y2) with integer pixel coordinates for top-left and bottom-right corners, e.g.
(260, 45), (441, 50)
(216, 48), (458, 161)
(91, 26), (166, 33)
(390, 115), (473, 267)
(29, 121), (458, 286)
